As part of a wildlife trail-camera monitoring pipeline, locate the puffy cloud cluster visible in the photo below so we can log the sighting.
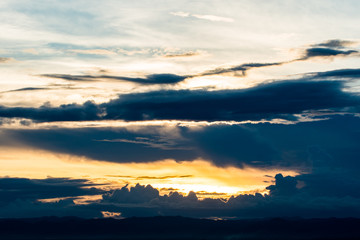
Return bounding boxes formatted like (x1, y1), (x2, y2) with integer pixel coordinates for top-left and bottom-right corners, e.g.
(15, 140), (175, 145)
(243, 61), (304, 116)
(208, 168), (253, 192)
(1, 168), (360, 219)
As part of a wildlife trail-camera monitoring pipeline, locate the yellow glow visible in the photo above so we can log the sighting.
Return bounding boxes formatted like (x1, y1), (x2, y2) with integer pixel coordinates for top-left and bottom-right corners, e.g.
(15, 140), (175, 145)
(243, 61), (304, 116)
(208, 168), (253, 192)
(0, 147), (298, 198)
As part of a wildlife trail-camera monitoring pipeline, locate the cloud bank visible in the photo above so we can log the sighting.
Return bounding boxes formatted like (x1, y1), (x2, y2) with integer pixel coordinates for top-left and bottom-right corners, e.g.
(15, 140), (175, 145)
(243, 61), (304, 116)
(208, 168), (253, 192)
(0, 80), (358, 122)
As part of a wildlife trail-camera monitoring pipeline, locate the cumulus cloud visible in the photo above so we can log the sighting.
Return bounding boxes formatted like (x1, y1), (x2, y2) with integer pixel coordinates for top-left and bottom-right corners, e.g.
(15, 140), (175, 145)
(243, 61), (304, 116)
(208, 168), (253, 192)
(1, 170), (360, 219)
(98, 176), (360, 218)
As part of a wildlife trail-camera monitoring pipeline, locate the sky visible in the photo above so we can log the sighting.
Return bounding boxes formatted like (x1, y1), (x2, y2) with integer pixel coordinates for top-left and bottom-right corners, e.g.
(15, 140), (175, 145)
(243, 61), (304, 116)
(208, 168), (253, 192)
(1, 0), (360, 219)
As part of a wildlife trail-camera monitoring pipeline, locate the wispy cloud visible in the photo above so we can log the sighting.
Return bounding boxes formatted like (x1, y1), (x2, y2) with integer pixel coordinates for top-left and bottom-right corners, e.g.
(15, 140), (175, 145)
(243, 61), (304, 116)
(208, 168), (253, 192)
(163, 51), (201, 58)
(41, 73), (188, 84)
(38, 40), (360, 86)
(3, 87), (48, 93)
(171, 12), (234, 23)
(69, 49), (117, 55)
(0, 57), (13, 63)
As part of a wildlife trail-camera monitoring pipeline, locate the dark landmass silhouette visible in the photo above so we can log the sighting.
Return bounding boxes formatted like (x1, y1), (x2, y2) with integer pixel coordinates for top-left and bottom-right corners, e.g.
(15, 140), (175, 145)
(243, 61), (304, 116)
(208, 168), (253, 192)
(0, 216), (360, 240)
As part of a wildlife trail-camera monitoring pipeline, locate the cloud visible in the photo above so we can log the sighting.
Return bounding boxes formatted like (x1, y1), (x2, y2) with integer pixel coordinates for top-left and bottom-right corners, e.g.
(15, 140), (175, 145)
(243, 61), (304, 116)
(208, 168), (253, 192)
(198, 62), (286, 77)
(40, 62), (282, 84)
(69, 49), (117, 55)
(37, 39), (359, 86)
(300, 47), (358, 60)
(96, 135), (192, 150)
(307, 68), (360, 79)
(41, 73), (188, 84)
(1, 168), (360, 218)
(0, 57), (13, 63)
(0, 177), (104, 206)
(163, 51), (201, 58)
(312, 39), (357, 49)
(191, 14), (234, 23)
(103, 80), (359, 122)
(295, 39), (359, 61)
(103, 73), (188, 84)
(170, 11), (190, 17)
(0, 100), (102, 122)
(41, 74), (97, 82)
(266, 174), (299, 196)
(3, 114), (360, 171)
(135, 175), (192, 180)
(171, 12), (234, 23)
(99, 177), (360, 218)
(3, 87), (48, 93)
(0, 80), (358, 123)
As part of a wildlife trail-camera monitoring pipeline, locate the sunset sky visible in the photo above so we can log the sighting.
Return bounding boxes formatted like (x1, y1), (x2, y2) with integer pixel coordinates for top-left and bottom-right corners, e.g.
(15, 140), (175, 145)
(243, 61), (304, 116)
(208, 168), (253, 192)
(1, 0), (360, 219)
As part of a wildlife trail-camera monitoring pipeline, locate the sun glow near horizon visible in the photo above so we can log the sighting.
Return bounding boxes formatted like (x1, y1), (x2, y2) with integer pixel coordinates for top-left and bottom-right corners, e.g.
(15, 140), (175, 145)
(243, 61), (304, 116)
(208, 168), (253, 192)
(0, 147), (298, 199)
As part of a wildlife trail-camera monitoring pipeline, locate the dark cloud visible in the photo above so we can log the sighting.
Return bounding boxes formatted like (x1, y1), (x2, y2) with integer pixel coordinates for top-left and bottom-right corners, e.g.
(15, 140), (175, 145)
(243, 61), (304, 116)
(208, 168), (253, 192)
(0, 177), (104, 206)
(103, 80), (359, 122)
(1, 171), (360, 219)
(0, 100), (102, 122)
(41, 62), (283, 85)
(41, 74), (97, 81)
(308, 68), (360, 79)
(4, 87), (48, 93)
(42, 73), (188, 84)
(1, 80), (358, 123)
(2, 115), (360, 170)
(38, 39), (359, 86)
(103, 184), (160, 204)
(198, 62), (285, 77)
(103, 73), (188, 84)
(97, 178), (360, 218)
(300, 47), (358, 60)
(312, 39), (357, 49)
(3, 127), (197, 163)
(266, 174), (298, 196)
(108, 172), (360, 218)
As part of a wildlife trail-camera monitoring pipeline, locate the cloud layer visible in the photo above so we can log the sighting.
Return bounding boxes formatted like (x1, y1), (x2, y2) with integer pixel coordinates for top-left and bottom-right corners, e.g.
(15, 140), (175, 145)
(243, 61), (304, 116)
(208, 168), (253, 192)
(1, 171), (360, 219)
(0, 79), (358, 122)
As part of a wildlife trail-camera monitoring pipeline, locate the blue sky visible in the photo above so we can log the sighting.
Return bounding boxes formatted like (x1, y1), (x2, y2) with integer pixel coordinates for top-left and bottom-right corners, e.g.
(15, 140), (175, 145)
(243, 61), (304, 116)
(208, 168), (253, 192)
(0, 0), (360, 219)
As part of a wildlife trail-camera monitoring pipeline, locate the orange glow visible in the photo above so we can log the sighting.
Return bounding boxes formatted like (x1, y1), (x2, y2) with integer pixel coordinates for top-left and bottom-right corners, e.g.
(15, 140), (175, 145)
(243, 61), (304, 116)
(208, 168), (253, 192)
(0, 147), (298, 198)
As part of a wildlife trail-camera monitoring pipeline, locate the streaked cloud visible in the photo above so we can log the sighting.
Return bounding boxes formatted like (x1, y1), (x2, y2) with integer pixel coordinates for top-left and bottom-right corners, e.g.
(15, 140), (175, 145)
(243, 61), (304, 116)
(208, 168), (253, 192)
(0, 57), (13, 62)
(300, 47), (358, 60)
(0, 79), (358, 123)
(163, 51), (201, 58)
(171, 11), (234, 23)
(312, 39), (358, 49)
(69, 49), (117, 55)
(41, 73), (187, 84)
